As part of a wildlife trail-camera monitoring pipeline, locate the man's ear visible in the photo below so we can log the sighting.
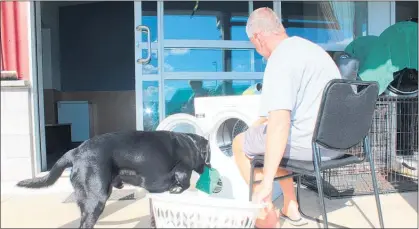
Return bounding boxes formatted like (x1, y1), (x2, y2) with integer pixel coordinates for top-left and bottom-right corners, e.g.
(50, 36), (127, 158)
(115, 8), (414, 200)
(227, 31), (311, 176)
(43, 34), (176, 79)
(253, 33), (262, 45)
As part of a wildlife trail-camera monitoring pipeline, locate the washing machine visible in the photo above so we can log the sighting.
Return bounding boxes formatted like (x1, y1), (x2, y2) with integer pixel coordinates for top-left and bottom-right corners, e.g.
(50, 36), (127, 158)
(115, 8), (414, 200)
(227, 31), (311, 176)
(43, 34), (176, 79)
(156, 94), (283, 201)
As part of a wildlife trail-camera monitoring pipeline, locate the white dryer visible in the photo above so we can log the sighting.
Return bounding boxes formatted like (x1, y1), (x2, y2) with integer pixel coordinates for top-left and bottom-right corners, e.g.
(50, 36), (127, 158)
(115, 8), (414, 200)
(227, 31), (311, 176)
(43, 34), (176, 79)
(156, 95), (283, 201)
(156, 112), (210, 136)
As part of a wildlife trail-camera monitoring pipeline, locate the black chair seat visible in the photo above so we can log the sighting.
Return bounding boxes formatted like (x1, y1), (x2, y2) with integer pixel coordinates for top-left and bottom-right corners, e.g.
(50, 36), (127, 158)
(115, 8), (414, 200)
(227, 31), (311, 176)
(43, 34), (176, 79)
(252, 154), (361, 173)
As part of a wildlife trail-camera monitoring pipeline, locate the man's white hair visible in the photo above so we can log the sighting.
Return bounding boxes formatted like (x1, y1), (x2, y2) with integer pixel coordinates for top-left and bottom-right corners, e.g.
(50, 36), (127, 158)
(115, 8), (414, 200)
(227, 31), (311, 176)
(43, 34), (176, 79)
(246, 7), (283, 38)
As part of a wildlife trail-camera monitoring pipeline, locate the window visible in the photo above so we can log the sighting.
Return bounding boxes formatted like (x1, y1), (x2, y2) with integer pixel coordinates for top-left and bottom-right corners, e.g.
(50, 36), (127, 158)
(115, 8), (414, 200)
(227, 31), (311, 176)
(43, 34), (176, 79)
(164, 1), (249, 41)
(281, 1), (368, 51)
(396, 1), (418, 23)
(163, 48), (266, 72)
(164, 79), (262, 116)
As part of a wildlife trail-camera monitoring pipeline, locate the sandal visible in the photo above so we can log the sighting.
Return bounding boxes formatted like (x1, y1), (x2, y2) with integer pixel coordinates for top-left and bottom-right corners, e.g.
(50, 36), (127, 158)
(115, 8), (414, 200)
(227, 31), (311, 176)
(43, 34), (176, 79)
(279, 209), (308, 226)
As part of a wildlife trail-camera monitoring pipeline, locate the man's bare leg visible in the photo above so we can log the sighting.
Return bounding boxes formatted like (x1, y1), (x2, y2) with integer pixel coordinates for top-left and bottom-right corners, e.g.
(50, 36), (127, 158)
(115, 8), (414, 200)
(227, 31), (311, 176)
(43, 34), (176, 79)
(232, 133), (301, 220)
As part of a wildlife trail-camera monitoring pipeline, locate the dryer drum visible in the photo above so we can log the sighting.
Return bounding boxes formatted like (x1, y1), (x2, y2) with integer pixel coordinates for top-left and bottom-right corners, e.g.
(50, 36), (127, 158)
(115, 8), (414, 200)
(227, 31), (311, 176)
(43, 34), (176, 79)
(211, 117), (284, 201)
(232, 119), (249, 139)
(215, 118), (249, 157)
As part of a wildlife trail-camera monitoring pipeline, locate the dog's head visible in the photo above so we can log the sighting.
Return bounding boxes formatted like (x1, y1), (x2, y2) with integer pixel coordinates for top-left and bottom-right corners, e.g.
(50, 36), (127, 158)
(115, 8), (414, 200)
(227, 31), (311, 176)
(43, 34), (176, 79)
(184, 133), (211, 169)
(185, 133), (223, 194)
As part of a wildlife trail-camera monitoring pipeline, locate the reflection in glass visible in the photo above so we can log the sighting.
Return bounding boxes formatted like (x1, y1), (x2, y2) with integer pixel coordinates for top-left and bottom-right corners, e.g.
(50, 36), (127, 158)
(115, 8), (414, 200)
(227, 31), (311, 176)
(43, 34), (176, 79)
(164, 80), (262, 116)
(142, 49), (158, 74)
(164, 1), (249, 40)
(229, 2), (274, 41)
(254, 51), (267, 72)
(164, 48), (258, 72)
(395, 1), (418, 22)
(141, 1), (158, 43)
(142, 81), (159, 131)
(254, 1), (274, 10)
(281, 1), (368, 50)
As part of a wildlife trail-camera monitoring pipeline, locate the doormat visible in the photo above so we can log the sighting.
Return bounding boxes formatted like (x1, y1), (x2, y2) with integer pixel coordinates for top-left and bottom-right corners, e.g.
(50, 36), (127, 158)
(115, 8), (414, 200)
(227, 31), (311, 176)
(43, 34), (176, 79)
(63, 189), (146, 203)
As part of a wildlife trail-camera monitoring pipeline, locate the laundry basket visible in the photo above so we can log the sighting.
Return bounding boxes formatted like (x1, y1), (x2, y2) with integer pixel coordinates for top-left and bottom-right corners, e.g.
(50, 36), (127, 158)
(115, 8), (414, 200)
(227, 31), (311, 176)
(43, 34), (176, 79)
(148, 192), (265, 228)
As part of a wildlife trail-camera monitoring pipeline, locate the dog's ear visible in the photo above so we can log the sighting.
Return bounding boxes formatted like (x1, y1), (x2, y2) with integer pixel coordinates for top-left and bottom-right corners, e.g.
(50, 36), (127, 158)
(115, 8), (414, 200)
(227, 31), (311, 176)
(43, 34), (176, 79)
(205, 143), (211, 165)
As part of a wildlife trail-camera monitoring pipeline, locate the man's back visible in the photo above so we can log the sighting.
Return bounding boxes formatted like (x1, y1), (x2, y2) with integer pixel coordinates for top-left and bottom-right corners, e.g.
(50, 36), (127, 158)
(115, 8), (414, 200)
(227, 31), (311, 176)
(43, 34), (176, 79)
(259, 36), (342, 159)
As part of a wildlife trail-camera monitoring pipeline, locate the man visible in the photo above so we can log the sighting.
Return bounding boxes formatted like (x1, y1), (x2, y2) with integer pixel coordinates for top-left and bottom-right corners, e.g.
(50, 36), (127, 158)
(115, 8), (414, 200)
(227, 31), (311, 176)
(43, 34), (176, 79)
(232, 7), (345, 227)
(182, 80), (209, 114)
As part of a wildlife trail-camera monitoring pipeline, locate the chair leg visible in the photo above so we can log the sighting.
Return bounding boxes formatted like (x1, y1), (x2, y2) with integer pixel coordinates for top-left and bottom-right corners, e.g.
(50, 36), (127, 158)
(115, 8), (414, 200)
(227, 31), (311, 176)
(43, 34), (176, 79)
(296, 176), (309, 218)
(297, 176), (312, 219)
(368, 152), (385, 228)
(249, 161), (255, 201)
(297, 175), (331, 225)
(314, 163), (329, 228)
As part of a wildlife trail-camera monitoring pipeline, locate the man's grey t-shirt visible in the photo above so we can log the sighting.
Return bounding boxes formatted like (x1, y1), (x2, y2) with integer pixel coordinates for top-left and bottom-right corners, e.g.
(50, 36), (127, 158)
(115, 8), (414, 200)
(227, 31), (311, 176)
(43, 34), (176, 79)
(259, 36), (344, 161)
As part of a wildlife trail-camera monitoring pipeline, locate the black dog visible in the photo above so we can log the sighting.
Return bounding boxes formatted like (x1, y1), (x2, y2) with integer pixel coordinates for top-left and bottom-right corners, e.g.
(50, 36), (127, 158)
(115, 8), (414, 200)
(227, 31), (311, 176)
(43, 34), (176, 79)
(16, 130), (218, 228)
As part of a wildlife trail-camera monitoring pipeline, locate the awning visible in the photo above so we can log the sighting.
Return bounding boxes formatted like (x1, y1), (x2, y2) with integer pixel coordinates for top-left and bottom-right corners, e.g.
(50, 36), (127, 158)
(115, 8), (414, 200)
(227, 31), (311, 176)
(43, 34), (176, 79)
(0, 1), (30, 80)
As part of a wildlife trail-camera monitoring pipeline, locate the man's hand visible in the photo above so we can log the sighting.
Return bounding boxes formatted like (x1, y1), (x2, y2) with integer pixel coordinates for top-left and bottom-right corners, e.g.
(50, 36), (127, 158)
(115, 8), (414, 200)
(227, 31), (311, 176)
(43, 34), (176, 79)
(253, 182), (279, 228)
(252, 181), (273, 204)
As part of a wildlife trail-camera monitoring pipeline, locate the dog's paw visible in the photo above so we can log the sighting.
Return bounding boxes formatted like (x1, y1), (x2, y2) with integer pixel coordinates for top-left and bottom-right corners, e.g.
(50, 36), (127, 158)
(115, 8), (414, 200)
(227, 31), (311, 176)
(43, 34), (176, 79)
(113, 183), (124, 189)
(112, 181), (124, 189)
(150, 215), (156, 228)
(169, 185), (184, 194)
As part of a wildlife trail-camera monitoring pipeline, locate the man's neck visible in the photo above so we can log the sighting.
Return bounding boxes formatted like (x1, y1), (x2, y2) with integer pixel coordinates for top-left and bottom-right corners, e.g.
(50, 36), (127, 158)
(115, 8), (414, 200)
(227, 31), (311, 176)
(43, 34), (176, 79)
(266, 33), (289, 58)
(265, 33), (288, 60)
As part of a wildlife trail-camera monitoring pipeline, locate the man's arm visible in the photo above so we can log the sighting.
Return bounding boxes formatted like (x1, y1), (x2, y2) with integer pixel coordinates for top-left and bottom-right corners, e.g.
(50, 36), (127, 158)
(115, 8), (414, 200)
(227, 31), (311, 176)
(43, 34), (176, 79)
(262, 109), (291, 184)
(251, 117), (268, 127)
(256, 52), (298, 187)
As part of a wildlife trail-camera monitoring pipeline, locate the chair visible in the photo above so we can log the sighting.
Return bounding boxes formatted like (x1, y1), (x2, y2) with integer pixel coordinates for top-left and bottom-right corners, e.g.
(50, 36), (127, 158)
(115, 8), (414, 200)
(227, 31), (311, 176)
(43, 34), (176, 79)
(248, 79), (384, 229)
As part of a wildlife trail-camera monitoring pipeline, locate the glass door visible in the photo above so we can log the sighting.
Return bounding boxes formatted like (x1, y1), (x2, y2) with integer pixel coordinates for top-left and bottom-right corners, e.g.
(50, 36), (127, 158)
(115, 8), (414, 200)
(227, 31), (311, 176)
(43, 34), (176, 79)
(134, 1), (160, 131)
(135, 1), (278, 131)
(162, 1), (264, 120)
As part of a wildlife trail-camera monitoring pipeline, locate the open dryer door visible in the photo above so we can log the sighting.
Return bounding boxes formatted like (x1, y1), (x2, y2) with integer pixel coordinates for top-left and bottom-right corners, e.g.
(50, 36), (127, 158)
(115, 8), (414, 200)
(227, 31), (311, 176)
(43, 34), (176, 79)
(156, 113), (206, 135)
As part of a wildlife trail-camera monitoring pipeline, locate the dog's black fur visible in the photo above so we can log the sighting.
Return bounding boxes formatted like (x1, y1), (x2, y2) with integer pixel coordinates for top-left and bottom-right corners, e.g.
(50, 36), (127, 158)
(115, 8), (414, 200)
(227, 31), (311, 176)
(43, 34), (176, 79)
(16, 130), (213, 228)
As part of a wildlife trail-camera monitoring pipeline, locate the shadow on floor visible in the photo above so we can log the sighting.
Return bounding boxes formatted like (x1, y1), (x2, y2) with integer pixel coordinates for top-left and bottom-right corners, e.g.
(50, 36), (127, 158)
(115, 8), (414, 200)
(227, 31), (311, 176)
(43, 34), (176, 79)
(97, 215), (150, 228)
(400, 191), (418, 213)
(59, 199), (145, 228)
(274, 186), (376, 228)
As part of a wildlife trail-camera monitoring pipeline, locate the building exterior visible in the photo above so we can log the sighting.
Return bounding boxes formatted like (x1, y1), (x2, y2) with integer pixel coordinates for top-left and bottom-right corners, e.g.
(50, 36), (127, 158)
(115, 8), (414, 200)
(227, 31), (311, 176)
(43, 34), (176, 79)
(0, 1), (416, 182)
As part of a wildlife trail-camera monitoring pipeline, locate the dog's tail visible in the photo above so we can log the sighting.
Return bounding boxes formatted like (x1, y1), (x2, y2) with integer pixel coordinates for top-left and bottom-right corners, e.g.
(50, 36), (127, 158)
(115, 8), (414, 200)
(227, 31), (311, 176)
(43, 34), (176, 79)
(16, 148), (75, 189)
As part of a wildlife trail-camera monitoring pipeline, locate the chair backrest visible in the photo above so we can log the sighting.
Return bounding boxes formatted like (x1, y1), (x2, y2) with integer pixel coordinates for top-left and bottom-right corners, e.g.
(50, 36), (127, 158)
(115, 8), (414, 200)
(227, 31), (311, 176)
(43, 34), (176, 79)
(312, 79), (379, 150)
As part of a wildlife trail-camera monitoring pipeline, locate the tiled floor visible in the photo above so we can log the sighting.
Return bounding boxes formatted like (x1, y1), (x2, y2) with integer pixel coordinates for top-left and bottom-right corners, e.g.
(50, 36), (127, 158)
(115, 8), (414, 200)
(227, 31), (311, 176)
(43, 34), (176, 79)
(1, 184), (417, 228)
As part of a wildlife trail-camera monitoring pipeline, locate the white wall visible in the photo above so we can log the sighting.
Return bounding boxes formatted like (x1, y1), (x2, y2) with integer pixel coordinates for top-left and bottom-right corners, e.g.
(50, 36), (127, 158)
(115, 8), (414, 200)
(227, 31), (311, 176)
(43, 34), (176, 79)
(1, 85), (35, 181)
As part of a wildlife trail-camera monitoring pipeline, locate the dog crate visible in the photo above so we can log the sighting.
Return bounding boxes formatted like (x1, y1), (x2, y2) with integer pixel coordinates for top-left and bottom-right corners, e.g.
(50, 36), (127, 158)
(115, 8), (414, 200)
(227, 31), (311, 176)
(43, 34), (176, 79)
(302, 96), (418, 199)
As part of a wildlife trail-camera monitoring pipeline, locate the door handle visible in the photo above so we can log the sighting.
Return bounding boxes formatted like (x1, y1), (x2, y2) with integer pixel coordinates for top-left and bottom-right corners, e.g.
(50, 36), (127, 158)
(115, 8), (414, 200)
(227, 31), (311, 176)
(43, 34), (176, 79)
(136, 25), (152, 64)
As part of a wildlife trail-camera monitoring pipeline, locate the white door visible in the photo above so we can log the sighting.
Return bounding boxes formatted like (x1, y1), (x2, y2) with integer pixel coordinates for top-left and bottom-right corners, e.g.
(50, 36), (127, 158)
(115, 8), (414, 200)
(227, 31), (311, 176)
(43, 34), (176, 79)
(156, 113), (206, 135)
